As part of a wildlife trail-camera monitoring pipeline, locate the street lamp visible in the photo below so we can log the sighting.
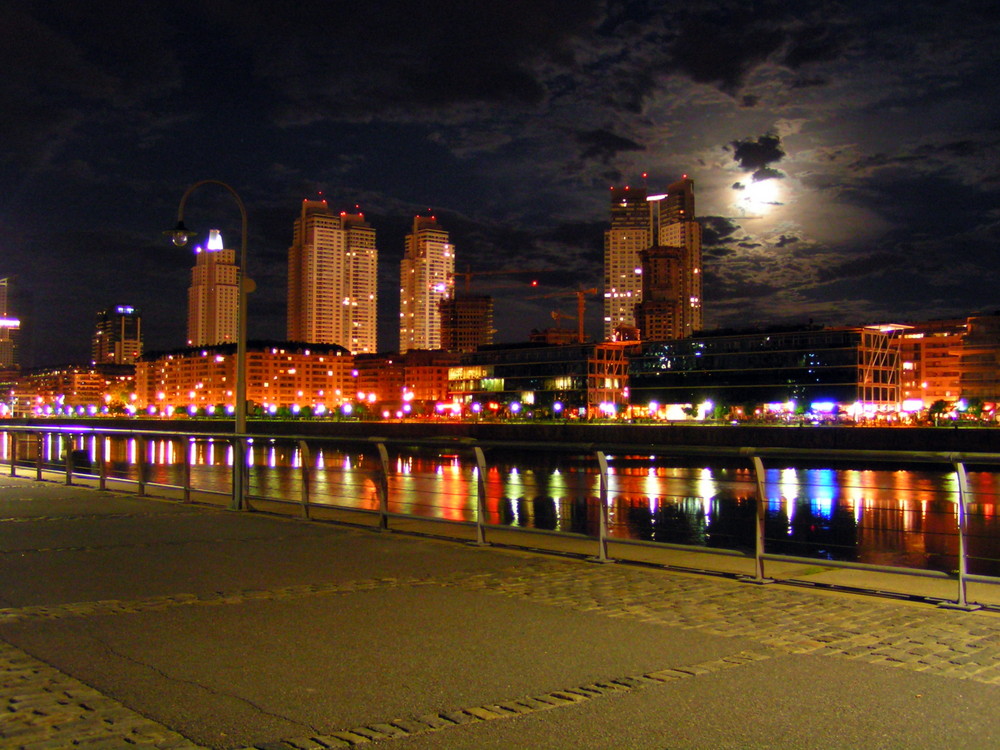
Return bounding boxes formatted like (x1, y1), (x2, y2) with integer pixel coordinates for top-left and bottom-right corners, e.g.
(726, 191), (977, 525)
(166, 179), (250, 510)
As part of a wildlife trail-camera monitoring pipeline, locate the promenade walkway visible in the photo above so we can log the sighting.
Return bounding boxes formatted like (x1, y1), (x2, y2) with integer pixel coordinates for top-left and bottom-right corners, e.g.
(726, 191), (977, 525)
(2, 474), (1000, 749)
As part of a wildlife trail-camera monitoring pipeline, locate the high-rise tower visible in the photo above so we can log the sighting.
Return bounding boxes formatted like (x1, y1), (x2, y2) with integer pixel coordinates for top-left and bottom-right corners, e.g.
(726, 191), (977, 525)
(92, 305), (143, 365)
(603, 186), (651, 340)
(604, 177), (702, 341)
(399, 215), (455, 353)
(187, 230), (239, 347)
(0, 277), (21, 369)
(287, 199), (378, 354)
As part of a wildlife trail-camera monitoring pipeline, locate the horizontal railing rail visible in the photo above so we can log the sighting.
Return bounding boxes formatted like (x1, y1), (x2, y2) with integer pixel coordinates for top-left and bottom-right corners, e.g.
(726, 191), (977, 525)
(2, 423), (998, 610)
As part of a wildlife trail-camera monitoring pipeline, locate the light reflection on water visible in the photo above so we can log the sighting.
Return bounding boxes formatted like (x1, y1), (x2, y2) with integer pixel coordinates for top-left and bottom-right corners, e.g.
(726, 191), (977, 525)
(13, 435), (1000, 576)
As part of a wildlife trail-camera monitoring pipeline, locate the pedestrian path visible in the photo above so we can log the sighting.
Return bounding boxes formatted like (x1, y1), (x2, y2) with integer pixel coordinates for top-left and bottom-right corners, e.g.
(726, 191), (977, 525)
(2, 475), (1000, 749)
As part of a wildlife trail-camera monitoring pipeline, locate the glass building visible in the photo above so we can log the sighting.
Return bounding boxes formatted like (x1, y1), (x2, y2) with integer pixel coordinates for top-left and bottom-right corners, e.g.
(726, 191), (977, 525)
(629, 326), (900, 412)
(450, 341), (630, 416)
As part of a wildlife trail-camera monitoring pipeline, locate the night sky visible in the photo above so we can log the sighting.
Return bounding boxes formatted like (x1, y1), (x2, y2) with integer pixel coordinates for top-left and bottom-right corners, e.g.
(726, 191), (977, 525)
(3, 1), (999, 367)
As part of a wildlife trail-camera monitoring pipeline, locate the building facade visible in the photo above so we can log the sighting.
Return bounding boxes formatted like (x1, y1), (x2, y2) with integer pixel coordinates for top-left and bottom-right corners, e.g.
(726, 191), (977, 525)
(399, 216), (455, 353)
(354, 349), (458, 414)
(958, 314), (1000, 403)
(287, 200), (378, 354)
(654, 178), (703, 338)
(628, 326), (900, 415)
(603, 178), (702, 341)
(92, 305), (143, 365)
(440, 294), (494, 352)
(449, 342), (630, 417)
(135, 341), (355, 415)
(603, 186), (650, 340)
(898, 318), (965, 408)
(0, 277), (21, 369)
(187, 229), (239, 347)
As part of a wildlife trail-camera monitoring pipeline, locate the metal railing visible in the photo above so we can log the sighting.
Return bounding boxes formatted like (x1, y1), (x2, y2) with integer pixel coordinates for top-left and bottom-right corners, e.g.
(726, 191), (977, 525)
(2, 423), (999, 609)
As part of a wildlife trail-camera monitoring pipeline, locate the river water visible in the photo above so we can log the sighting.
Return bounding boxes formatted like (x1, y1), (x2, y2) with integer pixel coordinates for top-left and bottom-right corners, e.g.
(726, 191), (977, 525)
(15, 433), (1000, 577)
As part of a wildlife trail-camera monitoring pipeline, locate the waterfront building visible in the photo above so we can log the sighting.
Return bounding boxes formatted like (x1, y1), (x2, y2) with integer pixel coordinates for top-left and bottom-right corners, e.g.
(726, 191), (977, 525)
(604, 178), (702, 341)
(0, 277), (22, 369)
(187, 229), (239, 347)
(897, 319), (965, 409)
(12, 366), (111, 417)
(449, 341), (631, 417)
(287, 200), (378, 355)
(92, 306), (143, 365)
(628, 325), (900, 417)
(135, 341), (354, 415)
(958, 313), (1000, 403)
(440, 294), (494, 352)
(400, 216), (455, 353)
(354, 349), (459, 415)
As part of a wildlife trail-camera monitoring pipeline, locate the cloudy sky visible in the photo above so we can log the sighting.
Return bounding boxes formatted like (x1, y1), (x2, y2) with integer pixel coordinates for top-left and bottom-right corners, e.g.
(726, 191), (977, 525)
(3, 0), (999, 366)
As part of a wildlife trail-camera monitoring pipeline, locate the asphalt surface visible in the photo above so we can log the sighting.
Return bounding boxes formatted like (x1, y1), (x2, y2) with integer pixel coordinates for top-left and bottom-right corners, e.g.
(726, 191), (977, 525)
(2, 474), (1000, 749)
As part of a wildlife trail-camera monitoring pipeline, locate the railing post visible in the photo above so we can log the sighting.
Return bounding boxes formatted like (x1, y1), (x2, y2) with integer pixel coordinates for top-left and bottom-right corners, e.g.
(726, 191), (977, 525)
(98, 436), (107, 491)
(64, 434), (74, 486)
(298, 440), (312, 519)
(745, 454), (773, 584)
(136, 435), (146, 497)
(591, 450), (612, 563)
(230, 437), (251, 511)
(942, 461), (980, 610)
(35, 432), (43, 481)
(472, 446), (489, 546)
(182, 438), (192, 503)
(9, 431), (16, 477)
(374, 441), (390, 531)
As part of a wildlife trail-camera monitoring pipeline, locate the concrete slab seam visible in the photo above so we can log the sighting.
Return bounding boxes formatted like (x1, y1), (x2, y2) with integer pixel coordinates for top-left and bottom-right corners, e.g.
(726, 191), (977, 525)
(233, 650), (773, 749)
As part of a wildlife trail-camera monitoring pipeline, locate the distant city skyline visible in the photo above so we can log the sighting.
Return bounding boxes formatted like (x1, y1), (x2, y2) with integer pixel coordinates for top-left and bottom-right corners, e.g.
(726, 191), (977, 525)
(3, 3), (999, 366)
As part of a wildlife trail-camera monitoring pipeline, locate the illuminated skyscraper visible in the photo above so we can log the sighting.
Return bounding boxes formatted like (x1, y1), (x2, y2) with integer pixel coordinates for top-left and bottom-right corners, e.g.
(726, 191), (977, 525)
(0, 277), (21, 369)
(603, 186), (651, 340)
(287, 200), (378, 354)
(92, 305), (143, 365)
(604, 177), (702, 341)
(399, 215), (454, 352)
(187, 229), (239, 346)
(654, 177), (703, 338)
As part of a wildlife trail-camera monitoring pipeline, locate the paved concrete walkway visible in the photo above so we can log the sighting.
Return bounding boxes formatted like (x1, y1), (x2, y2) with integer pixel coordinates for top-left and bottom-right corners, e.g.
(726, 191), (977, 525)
(2, 475), (1000, 749)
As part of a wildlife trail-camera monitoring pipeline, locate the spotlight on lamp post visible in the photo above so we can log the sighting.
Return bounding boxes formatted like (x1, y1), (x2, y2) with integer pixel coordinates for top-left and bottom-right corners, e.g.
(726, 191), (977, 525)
(165, 179), (250, 510)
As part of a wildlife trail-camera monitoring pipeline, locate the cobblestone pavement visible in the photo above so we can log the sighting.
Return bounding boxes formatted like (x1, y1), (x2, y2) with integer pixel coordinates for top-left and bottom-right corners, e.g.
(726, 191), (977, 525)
(4, 552), (1000, 748)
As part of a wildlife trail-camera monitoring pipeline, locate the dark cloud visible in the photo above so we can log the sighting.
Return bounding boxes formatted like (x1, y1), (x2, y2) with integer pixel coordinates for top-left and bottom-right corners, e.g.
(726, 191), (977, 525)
(850, 140), (982, 172)
(783, 24), (851, 69)
(731, 133), (786, 175)
(666, 7), (786, 94)
(815, 253), (905, 283)
(213, 0), (602, 124)
(752, 167), (785, 182)
(790, 77), (828, 89)
(775, 235), (800, 248)
(576, 130), (645, 161)
(700, 216), (742, 245)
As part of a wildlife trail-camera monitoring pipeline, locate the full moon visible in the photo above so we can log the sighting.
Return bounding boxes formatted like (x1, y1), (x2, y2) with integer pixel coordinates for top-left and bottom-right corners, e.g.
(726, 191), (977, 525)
(739, 178), (780, 215)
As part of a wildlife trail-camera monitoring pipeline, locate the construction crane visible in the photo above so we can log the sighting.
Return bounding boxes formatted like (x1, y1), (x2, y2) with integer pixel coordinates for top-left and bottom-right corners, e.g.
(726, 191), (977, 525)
(448, 266), (553, 294)
(527, 288), (597, 344)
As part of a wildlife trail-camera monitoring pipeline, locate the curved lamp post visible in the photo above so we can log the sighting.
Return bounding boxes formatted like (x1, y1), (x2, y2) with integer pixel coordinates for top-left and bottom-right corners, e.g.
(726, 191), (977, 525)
(166, 180), (250, 510)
